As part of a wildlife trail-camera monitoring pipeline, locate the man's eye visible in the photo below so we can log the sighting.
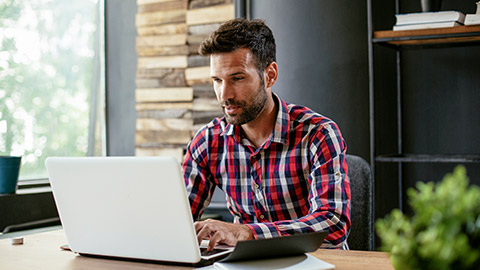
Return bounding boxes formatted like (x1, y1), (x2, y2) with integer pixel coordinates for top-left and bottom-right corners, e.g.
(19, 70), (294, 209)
(212, 78), (222, 83)
(233, 77), (244, 81)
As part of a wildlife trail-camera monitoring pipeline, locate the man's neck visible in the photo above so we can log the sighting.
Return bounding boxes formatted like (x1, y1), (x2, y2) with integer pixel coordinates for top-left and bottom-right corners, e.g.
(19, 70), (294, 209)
(240, 94), (278, 149)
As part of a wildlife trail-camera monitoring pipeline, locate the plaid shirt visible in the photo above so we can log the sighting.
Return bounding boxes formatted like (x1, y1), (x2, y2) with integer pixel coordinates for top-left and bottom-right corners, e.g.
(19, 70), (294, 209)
(183, 94), (351, 248)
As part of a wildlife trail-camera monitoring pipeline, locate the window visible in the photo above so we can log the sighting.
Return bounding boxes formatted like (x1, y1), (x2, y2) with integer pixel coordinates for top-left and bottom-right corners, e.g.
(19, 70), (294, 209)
(0, 0), (105, 181)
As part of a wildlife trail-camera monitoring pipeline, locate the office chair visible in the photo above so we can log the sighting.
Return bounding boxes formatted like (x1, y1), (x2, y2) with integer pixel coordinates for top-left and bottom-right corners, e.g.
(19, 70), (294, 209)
(346, 154), (375, 251)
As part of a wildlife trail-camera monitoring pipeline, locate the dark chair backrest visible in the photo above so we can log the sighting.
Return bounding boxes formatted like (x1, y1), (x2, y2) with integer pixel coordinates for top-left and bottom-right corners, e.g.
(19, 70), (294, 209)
(346, 154), (374, 250)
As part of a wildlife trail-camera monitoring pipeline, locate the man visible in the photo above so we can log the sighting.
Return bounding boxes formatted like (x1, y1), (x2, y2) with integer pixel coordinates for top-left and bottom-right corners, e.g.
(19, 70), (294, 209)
(182, 18), (350, 251)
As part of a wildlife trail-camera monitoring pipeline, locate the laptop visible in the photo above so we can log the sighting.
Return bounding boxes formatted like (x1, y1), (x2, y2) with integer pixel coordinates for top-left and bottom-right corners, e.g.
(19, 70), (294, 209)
(45, 156), (327, 265)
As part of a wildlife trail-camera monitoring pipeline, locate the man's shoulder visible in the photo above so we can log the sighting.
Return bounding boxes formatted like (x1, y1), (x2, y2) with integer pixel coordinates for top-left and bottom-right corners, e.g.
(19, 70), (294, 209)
(283, 102), (346, 147)
(203, 116), (227, 131)
(285, 102), (334, 127)
(191, 116), (227, 142)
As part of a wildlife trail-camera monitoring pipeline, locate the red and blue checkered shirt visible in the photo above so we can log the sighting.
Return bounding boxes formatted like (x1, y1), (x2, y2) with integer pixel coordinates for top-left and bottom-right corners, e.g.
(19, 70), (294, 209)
(183, 94), (351, 248)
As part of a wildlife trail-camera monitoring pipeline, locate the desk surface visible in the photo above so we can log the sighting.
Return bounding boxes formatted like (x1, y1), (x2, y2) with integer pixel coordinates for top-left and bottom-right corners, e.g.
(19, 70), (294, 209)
(0, 230), (394, 270)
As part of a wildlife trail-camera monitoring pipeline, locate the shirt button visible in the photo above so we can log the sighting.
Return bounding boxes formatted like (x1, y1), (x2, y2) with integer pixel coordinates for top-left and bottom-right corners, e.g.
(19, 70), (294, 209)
(259, 214), (265, 219)
(254, 183), (259, 189)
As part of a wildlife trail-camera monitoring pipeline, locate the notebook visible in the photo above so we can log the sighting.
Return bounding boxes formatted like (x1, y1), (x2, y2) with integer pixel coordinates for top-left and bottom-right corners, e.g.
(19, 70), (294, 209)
(45, 156), (328, 265)
(210, 254), (335, 270)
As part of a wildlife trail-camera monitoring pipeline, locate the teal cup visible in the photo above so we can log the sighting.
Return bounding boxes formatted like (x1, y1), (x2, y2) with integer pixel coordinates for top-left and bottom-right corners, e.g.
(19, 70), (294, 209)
(0, 156), (22, 194)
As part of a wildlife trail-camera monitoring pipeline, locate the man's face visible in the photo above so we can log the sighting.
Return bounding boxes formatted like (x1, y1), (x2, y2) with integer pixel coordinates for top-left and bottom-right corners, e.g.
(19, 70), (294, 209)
(210, 48), (268, 125)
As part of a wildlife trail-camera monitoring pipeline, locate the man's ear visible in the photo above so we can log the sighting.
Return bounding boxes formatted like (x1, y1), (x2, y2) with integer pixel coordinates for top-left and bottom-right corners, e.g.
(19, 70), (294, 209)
(264, 62), (278, 88)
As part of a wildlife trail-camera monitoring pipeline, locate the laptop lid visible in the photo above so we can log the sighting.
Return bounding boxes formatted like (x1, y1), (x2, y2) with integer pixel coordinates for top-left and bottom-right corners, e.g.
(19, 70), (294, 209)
(46, 156), (217, 264)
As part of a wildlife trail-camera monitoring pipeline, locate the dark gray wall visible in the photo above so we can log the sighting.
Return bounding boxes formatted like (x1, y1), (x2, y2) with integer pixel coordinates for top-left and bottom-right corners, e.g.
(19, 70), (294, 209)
(105, 0), (137, 156)
(251, 0), (370, 161)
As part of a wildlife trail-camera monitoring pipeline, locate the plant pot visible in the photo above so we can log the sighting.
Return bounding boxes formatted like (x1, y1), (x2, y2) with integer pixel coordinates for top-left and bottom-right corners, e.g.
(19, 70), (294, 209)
(0, 156), (22, 194)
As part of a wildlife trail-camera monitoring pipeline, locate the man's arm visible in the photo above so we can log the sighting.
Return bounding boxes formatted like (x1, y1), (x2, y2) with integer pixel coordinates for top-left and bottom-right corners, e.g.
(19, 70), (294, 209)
(246, 122), (351, 248)
(183, 136), (253, 251)
(183, 137), (216, 221)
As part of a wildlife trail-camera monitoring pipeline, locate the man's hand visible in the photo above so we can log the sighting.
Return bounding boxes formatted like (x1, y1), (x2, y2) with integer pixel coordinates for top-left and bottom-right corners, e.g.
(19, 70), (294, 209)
(194, 219), (254, 251)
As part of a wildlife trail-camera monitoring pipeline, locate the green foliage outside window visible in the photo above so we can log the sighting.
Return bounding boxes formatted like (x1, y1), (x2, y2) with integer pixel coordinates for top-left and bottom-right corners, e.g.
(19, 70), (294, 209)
(0, 0), (103, 179)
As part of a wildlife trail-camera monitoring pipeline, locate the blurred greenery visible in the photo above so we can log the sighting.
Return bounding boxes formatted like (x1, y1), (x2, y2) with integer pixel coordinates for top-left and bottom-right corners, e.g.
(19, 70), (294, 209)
(376, 166), (480, 270)
(0, 0), (100, 179)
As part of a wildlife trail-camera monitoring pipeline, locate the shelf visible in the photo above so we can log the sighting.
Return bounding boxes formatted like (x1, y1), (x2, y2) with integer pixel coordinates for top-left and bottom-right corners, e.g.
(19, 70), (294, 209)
(376, 154), (480, 163)
(368, 0), (480, 212)
(373, 25), (480, 46)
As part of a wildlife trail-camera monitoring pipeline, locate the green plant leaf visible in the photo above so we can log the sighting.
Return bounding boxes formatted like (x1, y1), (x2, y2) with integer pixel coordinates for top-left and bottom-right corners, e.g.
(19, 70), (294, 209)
(375, 166), (480, 270)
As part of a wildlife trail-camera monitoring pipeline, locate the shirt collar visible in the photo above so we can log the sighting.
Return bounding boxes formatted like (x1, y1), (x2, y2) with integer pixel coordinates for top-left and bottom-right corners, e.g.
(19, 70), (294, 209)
(221, 119), (235, 137)
(221, 93), (290, 145)
(268, 93), (289, 145)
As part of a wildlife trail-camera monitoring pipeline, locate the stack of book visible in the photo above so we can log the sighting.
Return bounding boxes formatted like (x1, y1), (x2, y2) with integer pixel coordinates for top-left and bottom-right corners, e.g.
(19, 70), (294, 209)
(465, 14), (480, 25)
(393, 11), (465, 31)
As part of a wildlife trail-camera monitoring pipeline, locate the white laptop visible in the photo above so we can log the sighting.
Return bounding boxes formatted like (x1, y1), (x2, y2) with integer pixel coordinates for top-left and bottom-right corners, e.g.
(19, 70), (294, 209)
(45, 156), (233, 265)
(45, 156), (328, 266)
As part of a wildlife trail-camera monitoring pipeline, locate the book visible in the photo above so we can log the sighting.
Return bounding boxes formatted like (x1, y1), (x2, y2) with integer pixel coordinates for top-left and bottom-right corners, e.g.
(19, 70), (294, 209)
(212, 254), (335, 270)
(393, 21), (463, 31)
(465, 14), (480, 25)
(395, 11), (465, 25)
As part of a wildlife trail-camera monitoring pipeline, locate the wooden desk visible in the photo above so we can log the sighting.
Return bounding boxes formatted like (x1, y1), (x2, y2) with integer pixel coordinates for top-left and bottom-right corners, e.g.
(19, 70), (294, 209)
(0, 230), (394, 269)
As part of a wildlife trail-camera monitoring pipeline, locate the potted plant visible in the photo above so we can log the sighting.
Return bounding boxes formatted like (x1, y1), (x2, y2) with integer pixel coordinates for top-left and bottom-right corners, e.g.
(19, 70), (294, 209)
(376, 166), (480, 270)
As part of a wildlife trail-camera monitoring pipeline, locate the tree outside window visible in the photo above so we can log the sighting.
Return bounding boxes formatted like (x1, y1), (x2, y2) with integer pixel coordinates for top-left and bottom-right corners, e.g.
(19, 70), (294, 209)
(0, 0), (105, 180)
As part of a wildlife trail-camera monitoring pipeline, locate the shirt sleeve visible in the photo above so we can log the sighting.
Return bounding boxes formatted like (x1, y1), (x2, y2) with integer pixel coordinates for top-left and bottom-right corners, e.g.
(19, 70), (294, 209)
(245, 121), (351, 248)
(182, 129), (216, 221)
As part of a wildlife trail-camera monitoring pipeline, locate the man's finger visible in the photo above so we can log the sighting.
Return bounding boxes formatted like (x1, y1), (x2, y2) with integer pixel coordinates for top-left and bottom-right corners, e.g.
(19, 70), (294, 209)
(196, 226), (210, 245)
(207, 230), (225, 252)
(194, 220), (205, 232)
(196, 220), (219, 245)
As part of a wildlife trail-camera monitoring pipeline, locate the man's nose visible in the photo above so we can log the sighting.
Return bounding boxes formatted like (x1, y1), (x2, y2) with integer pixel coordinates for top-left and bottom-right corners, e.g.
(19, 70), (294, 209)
(218, 82), (234, 102)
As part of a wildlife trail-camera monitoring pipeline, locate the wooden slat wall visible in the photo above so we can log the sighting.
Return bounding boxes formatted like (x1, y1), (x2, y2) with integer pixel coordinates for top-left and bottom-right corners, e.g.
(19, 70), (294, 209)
(135, 0), (233, 161)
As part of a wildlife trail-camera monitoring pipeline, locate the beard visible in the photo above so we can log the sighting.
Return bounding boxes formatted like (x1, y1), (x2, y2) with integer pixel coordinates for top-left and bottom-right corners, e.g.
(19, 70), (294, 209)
(221, 79), (268, 126)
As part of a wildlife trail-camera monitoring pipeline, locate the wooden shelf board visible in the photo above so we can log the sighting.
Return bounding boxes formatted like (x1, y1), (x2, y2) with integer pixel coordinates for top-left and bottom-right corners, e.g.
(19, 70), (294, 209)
(373, 25), (480, 46)
(375, 154), (480, 163)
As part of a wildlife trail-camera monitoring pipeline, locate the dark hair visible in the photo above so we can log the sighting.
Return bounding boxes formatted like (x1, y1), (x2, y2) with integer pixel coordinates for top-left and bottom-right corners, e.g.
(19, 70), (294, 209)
(199, 18), (276, 74)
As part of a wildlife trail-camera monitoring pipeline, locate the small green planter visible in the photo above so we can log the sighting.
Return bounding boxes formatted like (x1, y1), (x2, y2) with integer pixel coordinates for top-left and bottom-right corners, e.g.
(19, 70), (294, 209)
(0, 156), (22, 194)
